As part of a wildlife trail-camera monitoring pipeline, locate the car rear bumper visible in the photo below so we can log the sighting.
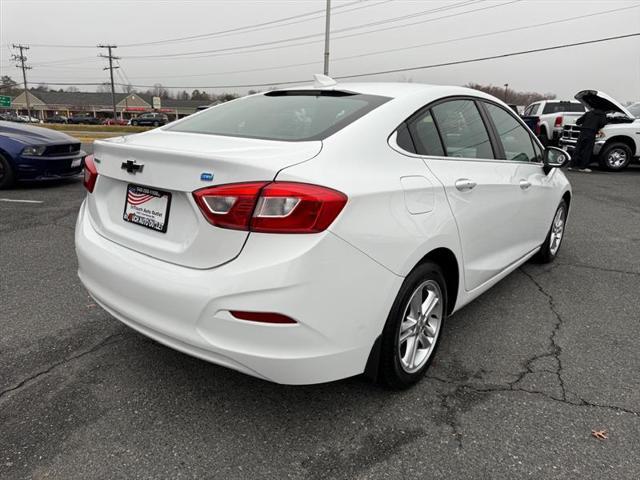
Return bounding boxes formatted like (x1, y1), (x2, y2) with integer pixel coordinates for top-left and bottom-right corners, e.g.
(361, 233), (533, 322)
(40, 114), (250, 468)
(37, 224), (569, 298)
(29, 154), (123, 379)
(75, 200), (402, 384)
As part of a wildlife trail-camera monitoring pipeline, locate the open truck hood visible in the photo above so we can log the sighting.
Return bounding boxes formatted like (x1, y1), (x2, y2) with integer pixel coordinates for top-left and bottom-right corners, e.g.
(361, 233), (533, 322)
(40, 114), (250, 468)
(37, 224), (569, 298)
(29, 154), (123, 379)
(574, 90), (633, 118)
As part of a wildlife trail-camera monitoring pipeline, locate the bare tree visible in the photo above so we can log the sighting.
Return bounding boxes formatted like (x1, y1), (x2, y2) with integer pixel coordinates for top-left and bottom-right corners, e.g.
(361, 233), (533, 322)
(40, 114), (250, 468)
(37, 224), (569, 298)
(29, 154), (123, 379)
(466, 83), (555, 106)
(96, 82), (111, 93)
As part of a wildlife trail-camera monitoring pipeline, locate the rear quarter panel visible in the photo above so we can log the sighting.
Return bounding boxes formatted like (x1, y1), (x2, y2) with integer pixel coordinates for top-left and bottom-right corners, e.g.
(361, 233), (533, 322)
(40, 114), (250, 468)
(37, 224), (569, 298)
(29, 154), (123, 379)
(274, 89), (467, 307)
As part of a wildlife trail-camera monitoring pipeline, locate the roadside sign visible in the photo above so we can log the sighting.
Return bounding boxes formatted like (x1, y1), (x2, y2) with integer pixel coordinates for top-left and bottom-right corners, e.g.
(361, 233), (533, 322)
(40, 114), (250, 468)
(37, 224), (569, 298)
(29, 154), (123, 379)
(0, 95), (11, 107)
(152, 96), (161, 109)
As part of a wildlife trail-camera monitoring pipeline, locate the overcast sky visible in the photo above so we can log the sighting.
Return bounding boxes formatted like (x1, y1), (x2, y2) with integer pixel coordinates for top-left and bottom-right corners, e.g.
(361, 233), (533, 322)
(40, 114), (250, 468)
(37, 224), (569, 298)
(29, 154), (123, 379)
(1, 0), (639, 102)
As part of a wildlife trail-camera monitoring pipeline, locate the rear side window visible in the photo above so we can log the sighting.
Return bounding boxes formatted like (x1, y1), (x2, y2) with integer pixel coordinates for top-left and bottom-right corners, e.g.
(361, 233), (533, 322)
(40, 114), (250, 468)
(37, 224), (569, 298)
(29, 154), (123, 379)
(431, 100), (494, 159)
(409, 109), (444, 156)
(395, 123), (416, 153)
(169, 91), (389, 141)
(542, 102), (586, 114)
(484, 103), (537, 162)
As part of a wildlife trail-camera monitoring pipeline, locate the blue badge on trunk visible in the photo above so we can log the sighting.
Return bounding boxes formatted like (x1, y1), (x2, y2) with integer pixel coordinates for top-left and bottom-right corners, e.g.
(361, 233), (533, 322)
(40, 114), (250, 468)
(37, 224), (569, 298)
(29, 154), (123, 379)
(200, 172), (214, 181)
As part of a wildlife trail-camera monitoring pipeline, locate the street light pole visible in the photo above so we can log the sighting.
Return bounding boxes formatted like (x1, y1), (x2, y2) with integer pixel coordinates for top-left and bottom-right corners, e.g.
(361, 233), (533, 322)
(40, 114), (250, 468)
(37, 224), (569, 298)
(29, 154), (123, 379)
(503, 83), (509, 103)
(323, 0), (331, 75)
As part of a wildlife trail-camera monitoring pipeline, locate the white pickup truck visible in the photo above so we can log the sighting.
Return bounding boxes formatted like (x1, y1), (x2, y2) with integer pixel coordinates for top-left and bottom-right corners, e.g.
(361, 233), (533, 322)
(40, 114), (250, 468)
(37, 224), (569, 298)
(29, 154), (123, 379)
(522, 100), (586, 146)
(559, 91), (640, 171)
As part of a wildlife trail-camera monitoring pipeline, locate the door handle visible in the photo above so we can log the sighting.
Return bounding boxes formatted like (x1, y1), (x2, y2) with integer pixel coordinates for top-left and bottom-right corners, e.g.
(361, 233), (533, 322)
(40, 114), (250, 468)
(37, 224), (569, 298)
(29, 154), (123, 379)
(519, 180), (532, 190)
(455, 179), (477, 191)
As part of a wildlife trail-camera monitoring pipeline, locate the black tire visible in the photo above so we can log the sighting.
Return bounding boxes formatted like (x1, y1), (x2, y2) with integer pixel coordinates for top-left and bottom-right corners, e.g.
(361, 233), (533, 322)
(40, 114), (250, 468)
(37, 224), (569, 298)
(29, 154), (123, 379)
(131, 120), (138, 126)
(533, 200), (567, 264)
(378, 261), (448, 389)
(153, 121), (159, 127)
(598, 142), (632, 172)
(0, 153), (16, 189)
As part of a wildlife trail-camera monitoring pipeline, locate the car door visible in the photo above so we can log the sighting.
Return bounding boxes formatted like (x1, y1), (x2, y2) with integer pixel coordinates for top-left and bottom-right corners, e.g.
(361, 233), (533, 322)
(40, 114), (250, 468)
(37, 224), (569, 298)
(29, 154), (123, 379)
(481, 100), (559, 251)
(408, 98), (528, 291)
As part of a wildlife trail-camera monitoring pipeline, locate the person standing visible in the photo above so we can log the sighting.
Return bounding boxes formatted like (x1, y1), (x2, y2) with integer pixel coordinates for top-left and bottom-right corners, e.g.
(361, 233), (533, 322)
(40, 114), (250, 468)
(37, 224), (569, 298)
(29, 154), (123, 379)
(569, 108), (608, 172)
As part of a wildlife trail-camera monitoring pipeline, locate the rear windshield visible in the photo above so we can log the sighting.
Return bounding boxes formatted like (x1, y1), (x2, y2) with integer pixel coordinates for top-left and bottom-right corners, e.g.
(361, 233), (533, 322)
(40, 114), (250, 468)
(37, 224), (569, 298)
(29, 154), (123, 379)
(168, 91), (389, 141)
(542, 102), (586, 114)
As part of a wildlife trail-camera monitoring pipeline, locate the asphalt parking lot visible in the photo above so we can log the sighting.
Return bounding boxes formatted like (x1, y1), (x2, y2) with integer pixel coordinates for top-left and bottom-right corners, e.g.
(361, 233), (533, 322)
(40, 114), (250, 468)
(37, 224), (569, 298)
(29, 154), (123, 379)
(1, 164), (639, 479)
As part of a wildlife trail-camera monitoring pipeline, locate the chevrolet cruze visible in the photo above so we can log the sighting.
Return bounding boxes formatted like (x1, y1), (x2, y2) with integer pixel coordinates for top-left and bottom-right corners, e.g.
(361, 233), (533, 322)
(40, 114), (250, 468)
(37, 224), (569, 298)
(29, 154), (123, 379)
(76, 78), (571, 388)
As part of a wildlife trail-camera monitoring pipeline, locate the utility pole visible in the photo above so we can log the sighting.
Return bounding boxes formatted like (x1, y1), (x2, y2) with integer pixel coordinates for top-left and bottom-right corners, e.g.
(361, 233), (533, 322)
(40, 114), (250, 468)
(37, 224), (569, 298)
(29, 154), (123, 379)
(323, 0), (331, 75)
(503, 83), (509, 103)
(11, 44), (32, 119)
(98, 44), (119, 121)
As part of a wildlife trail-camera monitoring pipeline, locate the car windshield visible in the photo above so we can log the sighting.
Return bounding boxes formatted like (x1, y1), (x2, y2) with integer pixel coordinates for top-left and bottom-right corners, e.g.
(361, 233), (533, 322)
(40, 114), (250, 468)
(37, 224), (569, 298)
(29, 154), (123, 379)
(542, 102), (586, 114)
(627, 103), (640, 118)
(168, 91), (390, 141)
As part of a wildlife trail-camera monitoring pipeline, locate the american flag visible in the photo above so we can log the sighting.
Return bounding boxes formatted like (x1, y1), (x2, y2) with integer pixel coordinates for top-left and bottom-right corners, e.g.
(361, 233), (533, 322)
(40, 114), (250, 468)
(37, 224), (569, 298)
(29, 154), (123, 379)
(127, 190), (154, 206)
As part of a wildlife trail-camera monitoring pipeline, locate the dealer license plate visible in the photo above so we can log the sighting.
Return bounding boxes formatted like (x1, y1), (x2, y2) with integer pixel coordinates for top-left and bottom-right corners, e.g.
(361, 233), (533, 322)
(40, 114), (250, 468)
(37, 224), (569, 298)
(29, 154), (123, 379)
(123, 184), (171, 233)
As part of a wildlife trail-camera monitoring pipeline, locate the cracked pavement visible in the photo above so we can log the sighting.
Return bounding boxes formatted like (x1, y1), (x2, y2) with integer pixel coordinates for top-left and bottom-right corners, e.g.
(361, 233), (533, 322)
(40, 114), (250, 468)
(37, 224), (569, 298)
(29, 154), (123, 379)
(1, 164), (639, 479)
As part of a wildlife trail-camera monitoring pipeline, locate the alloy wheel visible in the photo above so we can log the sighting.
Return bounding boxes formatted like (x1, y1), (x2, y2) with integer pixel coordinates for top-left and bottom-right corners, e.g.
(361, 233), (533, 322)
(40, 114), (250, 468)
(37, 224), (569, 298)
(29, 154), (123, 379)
(549, 205), (566, 256)
(607, 149), (627, 169)
(398, 280), (443, 373)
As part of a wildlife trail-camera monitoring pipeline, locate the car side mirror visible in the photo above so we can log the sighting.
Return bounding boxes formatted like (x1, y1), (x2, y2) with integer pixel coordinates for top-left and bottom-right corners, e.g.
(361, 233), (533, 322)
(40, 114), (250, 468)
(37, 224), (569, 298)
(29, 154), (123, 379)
(543, 146), (570, 169)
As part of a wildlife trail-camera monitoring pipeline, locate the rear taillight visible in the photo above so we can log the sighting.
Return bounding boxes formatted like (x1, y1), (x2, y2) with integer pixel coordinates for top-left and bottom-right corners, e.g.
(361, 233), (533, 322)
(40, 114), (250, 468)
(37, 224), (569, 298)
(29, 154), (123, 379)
(554, 115), (563, 127)
(83, 154), (98, 193)
(193, 182), (347, 233)
(534, 119), (540, 136)
(193, 181), (268, 230)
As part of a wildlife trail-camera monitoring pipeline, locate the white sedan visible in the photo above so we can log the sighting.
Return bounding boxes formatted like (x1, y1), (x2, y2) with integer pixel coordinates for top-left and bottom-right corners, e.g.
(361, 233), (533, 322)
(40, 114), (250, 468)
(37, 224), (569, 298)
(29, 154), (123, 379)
(76, 78), (571, 388)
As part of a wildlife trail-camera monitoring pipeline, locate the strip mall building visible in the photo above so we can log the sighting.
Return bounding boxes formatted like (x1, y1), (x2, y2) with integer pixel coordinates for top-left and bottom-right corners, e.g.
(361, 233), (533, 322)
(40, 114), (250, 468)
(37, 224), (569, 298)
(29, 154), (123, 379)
(8, 90), (205, 120)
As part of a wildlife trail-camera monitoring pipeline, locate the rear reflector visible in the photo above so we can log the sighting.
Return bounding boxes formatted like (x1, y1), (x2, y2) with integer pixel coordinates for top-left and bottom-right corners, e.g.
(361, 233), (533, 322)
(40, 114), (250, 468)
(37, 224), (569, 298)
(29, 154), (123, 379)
(83, 154), (98, 193)
(193, 181), (347, 233)
(230, 311), (297, 324)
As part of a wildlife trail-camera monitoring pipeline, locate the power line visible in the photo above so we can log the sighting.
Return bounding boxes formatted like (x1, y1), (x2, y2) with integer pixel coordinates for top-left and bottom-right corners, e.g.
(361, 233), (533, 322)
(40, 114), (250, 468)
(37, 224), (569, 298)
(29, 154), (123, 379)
(11, 0), (467, 67)
(116, 61), (134, 90)
(20, 0), (371, 50)
(322, 4), (640, 68)
(24, 32), (639, 90)
(31, 57), (103, 67)
(121, 0), (495, 60)
(86, 4), (639, 82)
(120, 1), (517, 62)
(336, 32), (640, 81)
(14, 0), (502, 68)
(119, 0), (389, 48)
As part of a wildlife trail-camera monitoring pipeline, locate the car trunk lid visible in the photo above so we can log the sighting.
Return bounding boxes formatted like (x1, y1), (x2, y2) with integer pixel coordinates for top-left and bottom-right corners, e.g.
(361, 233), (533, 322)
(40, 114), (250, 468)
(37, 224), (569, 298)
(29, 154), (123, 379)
(86, 130), (321, 269)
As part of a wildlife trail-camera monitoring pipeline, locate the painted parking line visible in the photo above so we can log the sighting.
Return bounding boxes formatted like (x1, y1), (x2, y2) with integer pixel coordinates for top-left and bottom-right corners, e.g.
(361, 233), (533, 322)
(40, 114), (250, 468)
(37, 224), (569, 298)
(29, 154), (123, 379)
(0, 198), (44, 204)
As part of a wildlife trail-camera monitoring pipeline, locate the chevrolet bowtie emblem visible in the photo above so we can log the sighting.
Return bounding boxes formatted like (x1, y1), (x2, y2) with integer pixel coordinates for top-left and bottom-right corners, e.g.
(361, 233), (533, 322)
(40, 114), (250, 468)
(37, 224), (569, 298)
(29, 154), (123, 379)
(121, 160), (144, 174)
